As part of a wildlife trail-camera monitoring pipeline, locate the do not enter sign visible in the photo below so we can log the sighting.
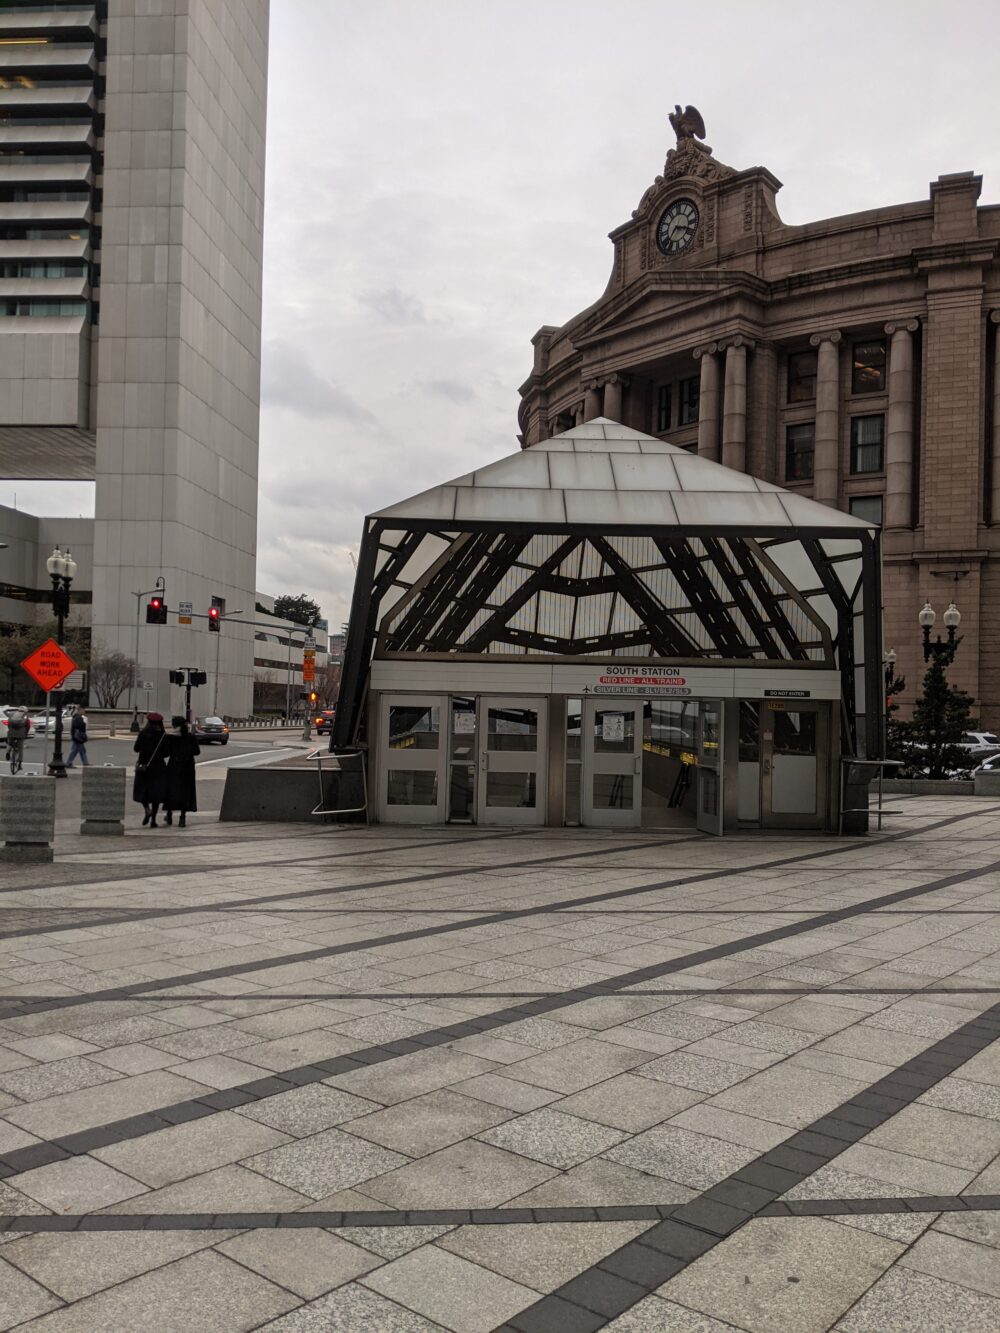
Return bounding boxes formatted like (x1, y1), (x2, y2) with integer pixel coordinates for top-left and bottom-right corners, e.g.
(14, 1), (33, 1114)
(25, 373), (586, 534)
(21, 639), (79, 692)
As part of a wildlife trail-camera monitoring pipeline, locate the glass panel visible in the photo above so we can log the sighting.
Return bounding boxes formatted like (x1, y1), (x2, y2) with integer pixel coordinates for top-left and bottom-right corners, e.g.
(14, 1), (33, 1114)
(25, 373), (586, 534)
(646, 700), (697, 756)
(565, 761), (581, 825)
(787, 351), (817, 402)
(849, 495), (883, 526)
(739, 701), (760, 761)
(852, 339), (886, 393)
(593, 709), (635, 754)
(566, 699), (582, 762)
(592, 774), (634, 809)
(486, 772), (537, 808)
(679, 376), (700, 425)
(772, 710), (817, 755)
(700, 704), (721, 756)
(388, 705), (439, 749)
(850, 414), (885, 473)
(785, 422), (815, 481)
(449, 697), (477, 760)
(656, 384), (672, 432)
(387, 770), (438, 805)
(448, 765), (475, 820)
(487, 706), (538, 752)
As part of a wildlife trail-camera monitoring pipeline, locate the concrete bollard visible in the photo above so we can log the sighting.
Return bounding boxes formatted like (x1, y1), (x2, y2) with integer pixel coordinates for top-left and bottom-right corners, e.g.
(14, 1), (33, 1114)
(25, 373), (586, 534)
(974, 771), (1000, 797)
(80, 766), (127, 836)
(0, 775), (56, 863)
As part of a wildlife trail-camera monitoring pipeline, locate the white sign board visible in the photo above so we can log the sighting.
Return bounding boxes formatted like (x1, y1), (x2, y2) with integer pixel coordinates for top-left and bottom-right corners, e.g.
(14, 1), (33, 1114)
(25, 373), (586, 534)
(454, 710), (476, 734)
(601, 713), (625, 742)
(178, 600), (193, 625)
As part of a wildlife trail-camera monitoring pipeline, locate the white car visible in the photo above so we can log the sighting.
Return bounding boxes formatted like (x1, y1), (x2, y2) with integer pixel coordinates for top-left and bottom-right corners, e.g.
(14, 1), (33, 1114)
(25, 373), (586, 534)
(958, 731), (999, 751)
(0, 706), (34, 737)
(29, 707), (75, 735)
(972, 753), (1000, 777)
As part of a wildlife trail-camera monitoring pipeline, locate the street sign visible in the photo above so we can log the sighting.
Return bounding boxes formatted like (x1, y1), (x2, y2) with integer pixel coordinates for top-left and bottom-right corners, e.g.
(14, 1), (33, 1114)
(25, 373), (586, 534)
(21, 639), (78, 693)
(302, 661), (315, 682)
(178, 600), (193, 625)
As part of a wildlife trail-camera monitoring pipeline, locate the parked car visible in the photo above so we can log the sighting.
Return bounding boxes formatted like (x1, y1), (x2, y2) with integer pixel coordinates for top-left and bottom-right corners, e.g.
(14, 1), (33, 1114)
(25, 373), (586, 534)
(0, 706), (34, 737)
(972, 753), (1000, 777)
(315, 709), (336, 735)
(958, 731), (999, 757)
(29, 707), (74, 735)
(192, 716), (229, 745)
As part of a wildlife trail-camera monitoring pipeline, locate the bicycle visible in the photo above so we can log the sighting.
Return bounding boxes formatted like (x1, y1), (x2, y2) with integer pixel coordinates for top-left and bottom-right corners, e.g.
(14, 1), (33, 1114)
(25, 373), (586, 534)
(6, 736), (24, 774)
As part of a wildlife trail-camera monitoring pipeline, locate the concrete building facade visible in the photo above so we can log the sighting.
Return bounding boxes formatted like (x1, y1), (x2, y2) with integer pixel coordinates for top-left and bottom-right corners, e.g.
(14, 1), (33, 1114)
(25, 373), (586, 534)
(518, 111), (1000, 726)
(0, 0), (269, 715)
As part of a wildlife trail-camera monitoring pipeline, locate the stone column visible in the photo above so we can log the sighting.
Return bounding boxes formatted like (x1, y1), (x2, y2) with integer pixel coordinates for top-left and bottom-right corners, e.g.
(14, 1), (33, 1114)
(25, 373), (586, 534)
(573, 402), (585, 426)
(884, 320), (919, 528)
(583, 381), (603, 421)
(992, 311), (1000, 524)
(693, 343), (720, 461)
(809, 330), (842, 507)
(721, 337), (752, 473)
(602, 374), (627, 424)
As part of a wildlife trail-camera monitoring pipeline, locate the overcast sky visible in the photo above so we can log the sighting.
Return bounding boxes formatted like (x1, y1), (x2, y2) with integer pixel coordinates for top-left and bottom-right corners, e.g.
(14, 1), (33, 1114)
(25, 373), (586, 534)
(5, 1), (999, 628)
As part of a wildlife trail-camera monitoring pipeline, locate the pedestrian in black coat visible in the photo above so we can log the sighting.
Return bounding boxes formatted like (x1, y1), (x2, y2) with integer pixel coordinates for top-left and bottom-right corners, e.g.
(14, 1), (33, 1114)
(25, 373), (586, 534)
(133, 713), (168, 827)
(164, 716), (200, 827)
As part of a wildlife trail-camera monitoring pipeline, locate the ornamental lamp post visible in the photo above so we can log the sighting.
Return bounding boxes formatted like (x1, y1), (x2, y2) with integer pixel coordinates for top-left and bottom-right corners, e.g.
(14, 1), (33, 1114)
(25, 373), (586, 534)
(46, 545), (77, 778)
(883, 648), (897, 732)
(919, 600), (961, 666)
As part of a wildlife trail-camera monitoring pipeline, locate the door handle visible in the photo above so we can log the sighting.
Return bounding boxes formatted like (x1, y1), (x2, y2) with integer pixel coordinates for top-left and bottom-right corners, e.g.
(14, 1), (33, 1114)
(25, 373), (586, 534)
(762, 758), (771, 776)
(634, 757), (641, 774)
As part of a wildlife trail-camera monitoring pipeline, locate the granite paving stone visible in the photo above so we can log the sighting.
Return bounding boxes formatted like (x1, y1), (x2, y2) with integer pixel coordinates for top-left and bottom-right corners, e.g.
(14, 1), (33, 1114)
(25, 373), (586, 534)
(330, 1224), (456, 1260)
(100, 1164), (312, 1215)
(476, 1107), (628, 1168)
(501, 1037), (650, 1094)
(556, 1073), (704, 1132)
(253, 1282), (447, 1332)
(635, 1050), (755, 1094)
(362, 1139), (558, 1210)
(361, 1243), (537, 1333)
(604, 1123), (761, 1190)
(0, 1255), (63, 1327)
(11, 1155), (149, 1212)
(437, 1220), (651, 1293)
(0, 1056), (122, 1103)
(245, 1126), (410, 1199)
(658, 1216), (903, 1333)
(897, 1228), (1000, 1299)
(603, 1297), (747, 1330)
(832, 1266), (1000, 1331)
(215, 1227), (382, 1298)
(91, 1109), (292, 1186)
(345, 1088), (514, 1157)
(2, 1248), (298, 1332)
(1, 1069), (213, 1140)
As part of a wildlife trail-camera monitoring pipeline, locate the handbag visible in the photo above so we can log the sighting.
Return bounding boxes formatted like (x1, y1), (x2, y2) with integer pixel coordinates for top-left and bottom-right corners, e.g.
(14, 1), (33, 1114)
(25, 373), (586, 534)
(135, 733), (165, 775)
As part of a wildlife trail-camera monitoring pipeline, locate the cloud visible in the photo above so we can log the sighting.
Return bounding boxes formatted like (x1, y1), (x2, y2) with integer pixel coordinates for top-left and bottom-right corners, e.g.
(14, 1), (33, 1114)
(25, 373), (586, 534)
(422, 379), (478, 405)
(358, 287), (427, 325)
(260, 340), (375, 424)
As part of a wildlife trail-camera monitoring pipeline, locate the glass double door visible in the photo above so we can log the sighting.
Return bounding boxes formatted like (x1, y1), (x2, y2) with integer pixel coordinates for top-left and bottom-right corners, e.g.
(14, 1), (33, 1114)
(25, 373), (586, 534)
(379, 694), (546, 825)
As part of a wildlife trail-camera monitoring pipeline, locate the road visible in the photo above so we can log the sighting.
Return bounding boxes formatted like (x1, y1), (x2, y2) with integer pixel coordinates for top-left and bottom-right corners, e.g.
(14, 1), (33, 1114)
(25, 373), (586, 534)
(9, 730), (313, 777)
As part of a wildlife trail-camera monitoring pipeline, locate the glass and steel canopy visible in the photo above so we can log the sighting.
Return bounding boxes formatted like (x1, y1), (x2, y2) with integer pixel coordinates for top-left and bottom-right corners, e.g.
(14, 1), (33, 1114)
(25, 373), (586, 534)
(334, 420), (882, 756)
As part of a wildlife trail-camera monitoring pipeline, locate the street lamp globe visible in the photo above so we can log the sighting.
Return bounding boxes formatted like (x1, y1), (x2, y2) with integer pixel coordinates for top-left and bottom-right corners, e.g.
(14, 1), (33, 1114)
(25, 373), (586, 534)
(943, 602), (961, 630)
(63, 550), (77, 581)
(918, 602), (936, 629)
(886, 648), (896, 667)
(46, 546), (65, 578)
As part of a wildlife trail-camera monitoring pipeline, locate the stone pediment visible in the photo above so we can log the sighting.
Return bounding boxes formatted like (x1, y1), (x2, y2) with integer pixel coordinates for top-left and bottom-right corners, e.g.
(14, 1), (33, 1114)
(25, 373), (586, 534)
(568, 270), (766, 349)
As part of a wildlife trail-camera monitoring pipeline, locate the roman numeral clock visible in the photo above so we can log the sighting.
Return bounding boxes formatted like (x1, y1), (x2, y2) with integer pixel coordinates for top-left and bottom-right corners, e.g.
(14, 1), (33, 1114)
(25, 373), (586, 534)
(656, 198), (700, 255)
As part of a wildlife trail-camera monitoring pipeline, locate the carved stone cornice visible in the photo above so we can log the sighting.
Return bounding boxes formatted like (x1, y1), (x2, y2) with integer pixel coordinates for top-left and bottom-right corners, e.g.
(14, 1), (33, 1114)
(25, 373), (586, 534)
(809, 330), (842, 348)
(663, 138), (737, 185)
(990, 310), (1000, 325)
(693, 342), (719, 359)
(885, 319), (919, 336)
(599, 372), (630, 388)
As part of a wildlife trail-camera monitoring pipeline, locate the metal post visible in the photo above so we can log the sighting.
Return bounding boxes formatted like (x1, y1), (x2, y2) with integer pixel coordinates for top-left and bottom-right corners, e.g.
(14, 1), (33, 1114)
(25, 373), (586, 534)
(213, 625), (222, 715)
(48, 580), (68, 778)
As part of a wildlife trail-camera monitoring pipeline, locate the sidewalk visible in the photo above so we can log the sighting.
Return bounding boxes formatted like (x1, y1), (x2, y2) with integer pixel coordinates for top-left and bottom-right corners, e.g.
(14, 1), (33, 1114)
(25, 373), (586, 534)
(0, 797), (998, 1330)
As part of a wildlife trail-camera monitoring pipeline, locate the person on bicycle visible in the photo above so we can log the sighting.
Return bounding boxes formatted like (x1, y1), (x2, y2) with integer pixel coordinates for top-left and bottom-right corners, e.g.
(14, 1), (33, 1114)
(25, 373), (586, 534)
(5, 707), (28, 772)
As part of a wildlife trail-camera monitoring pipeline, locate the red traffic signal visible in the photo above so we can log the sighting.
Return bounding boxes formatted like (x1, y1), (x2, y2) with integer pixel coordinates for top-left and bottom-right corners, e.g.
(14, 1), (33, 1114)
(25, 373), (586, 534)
(146, 597), (168, 625)
(208, 606), (221, 632)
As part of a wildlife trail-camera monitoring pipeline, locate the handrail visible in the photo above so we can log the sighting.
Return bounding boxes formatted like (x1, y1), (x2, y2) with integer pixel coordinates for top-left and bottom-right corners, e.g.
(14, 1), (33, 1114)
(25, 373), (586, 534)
(309, 745), (368, 820)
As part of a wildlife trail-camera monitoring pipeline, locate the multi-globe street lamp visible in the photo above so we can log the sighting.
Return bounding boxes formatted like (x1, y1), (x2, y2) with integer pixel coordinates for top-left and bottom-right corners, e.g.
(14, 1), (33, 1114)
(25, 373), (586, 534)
(46, 546), (77, 778)
(918, 600), (961, 666)
(883, 648), (896, 733)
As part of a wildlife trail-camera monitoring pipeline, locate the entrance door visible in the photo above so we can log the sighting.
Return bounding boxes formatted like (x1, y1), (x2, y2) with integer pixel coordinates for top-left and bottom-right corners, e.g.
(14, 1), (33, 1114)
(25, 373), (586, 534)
(761, 703), (827, 829)
(379, 695), (445, 823)
(478, 698), (547, 825)
(582, 698), (643, 828)
(695, 699), (724, 835)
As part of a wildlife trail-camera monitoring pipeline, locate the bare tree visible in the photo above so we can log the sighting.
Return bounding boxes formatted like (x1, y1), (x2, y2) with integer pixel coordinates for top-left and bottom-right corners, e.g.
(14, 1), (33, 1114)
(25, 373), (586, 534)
(89, 644), (136, 707)
(316, 661), (342, 707)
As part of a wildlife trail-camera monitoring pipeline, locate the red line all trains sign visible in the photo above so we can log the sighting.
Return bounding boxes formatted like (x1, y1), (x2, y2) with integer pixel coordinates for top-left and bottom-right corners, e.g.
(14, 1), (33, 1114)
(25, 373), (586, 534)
(595, 665), (690, 695)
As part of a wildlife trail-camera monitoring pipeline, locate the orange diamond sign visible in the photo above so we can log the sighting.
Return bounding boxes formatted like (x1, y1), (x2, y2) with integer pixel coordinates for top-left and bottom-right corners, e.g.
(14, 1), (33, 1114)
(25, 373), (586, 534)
(21, 639), (78, 693)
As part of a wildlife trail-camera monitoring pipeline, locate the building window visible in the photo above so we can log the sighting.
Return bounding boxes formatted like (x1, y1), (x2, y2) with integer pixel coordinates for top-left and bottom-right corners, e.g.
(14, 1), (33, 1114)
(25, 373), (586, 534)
(850, 414), (885, 473)
(849, 495), (883, 526)
(785, 423), (815, 481)
(679, 376), (700, 425)
(787, 351), (817, 403)
(656, 385), (672, 432)
(852, 339), (886, 394)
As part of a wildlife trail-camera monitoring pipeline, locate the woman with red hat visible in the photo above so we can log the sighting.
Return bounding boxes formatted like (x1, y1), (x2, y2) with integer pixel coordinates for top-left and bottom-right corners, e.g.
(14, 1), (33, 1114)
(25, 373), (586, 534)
(133, 713), (168, 827)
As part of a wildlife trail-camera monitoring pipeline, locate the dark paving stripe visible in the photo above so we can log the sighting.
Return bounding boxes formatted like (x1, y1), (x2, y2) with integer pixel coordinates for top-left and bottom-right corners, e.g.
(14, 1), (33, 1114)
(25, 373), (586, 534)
(3, 846), (1000, 1181)
(0, 834), (698, 944)
(2, 1194), (997, 1234)
(762, 1194), (1000, 1218)
(495, 1000), (1000, 1332)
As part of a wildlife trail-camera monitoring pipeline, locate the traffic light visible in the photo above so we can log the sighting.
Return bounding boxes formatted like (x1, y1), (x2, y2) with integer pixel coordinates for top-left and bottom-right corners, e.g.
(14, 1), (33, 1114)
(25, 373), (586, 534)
(309, 691), (317, 705)
(168, 669), (184, 685)
(146, 597), (168, 625)
(190, 670), (207, 686)
(208, 606), (220, 632)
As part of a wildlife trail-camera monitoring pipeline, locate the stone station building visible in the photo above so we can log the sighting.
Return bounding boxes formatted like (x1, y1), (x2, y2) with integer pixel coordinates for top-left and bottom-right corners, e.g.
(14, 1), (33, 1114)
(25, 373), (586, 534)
(517, 109), (1000, 726)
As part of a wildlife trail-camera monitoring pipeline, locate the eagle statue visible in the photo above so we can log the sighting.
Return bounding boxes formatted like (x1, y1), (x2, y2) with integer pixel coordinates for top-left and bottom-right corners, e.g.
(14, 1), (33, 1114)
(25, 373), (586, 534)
(668, 104), (711, 155)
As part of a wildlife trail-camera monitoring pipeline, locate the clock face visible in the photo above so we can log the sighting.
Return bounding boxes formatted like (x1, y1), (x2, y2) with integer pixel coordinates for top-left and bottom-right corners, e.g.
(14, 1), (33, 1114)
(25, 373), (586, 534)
(657, 198), (699, 256)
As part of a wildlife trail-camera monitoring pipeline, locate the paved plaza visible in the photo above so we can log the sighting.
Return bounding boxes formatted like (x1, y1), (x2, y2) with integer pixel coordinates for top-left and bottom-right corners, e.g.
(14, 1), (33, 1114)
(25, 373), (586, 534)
(0, 799), (999, 1330)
